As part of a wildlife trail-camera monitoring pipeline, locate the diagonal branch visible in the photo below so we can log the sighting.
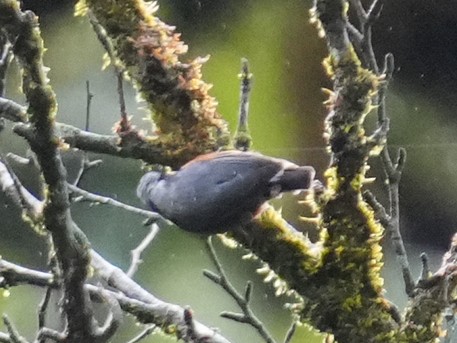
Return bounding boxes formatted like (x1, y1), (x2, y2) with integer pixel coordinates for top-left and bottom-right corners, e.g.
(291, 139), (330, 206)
(126, 223), (159, 278)
(67, 183), (160, 220)
(78, 0), (230, 157)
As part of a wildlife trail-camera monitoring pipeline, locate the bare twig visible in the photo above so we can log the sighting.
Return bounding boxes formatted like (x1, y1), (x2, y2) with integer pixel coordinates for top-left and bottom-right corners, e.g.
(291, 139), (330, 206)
(2, 315), (29, 343)
(90, 250), (232, 343)
(0, 157), (43, 219)
(0, 98), (27, 122)
(37, 287), (52, 343)
(67, 183), (160, 220)
(126, 223), (159, 278)
(419, 252), (431, 282)
(73, 81), (98, 186)
(85, 80), (94, 133)
(13, 121), (193, 169)
(0, 31), (12, 97)
(92, 289), (123, 341)
(36, 328), (66, 343)
(234, 58), (252, 151)
(283, 322), (296, 343)
(204, 238), (276, 343)
(346, 0), (414, 297)
(444, 305), (456, 343)
(348, 0), (367, 23)
(116, 71), (131, 134)
(125, 325), (156, 343)
(90, 9), (134, 136)
(73, 158), (103, 187)
(0, 260), (53, 288)
(0, 92), (207, 168)
(0, 255), (233, 343)
(6, 152), (34, 166)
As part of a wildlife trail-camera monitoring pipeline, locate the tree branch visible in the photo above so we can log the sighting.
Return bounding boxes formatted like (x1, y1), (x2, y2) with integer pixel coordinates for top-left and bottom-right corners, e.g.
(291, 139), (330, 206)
(77, 0), (230, 158)
(67, 183), (160, 220)
(90, 250), (232, 342)
(2, 315), (29, 343)
(0, 2), (101, 341)
(126, 223), (159, 278)
(204, 238), (276, 343)
(234, 58), (253, 151)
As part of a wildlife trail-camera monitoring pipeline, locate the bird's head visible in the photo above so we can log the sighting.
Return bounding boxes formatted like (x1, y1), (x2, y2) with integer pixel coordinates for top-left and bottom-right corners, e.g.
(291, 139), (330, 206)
(136, 171), (162, 204)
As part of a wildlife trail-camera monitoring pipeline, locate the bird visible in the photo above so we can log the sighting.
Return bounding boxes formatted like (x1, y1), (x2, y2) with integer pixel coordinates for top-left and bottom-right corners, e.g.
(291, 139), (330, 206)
(137, 150), (315, 234)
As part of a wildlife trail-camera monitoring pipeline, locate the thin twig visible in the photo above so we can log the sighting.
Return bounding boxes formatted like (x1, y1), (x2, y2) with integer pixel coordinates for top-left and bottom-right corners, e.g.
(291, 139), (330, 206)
(85, 80), (94, 132)
(2, 315), (29, 343)
(92, 289), (123, 341)
(37, 287), (52, 343)
(234, 58), (253, 151)
(0, 98), (27, 123)
(444, 304), (456, 343)
(0, 255), (233, 343)
(419, 253), (430, 282)
(204, 238), (277, 343)
(73, 158), (103, 187)
(36, 328), (66, 343)
(73, 81), (97, 186)
(113, 69), (133, 136)
(117, 71), (129, 130)
(348, 0), (367, 23)
(13, 120), (188, 169)
(125, 325), (156, 343)
(0, 156), (43, 219)
(126, 223), (160, 278)
(0, 32), (12, 97)
(67, 183), (159, 220)
(346, 0), (414, 297)
(89, 10), (131, 136)
(283, 322), (296, 343)
(90, 250), (233, 343)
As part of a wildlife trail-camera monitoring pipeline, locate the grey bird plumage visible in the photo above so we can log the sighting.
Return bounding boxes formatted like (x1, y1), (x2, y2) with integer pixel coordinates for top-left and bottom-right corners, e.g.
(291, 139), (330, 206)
(137, 151), (315, 233)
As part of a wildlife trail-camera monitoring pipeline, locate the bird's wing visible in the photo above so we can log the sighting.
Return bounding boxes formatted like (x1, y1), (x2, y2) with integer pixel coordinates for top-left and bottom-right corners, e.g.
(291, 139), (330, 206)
(181, 150), (298, 170)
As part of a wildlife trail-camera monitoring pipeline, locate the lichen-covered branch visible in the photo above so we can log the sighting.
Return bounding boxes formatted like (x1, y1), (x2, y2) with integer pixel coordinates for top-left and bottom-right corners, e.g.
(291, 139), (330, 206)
(234, 0), (397, 339)
(0, 256), (233, 343)
(300, 0), (395, 341)
(0, 1), (97, 341)
(346, 0), (414, 297)
(0, 158), (233, 343)
(75, 0), (230, 162)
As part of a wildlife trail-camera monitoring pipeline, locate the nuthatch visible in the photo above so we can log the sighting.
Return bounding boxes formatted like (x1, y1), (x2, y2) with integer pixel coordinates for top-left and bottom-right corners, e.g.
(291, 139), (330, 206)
(137, 151), (315, 233)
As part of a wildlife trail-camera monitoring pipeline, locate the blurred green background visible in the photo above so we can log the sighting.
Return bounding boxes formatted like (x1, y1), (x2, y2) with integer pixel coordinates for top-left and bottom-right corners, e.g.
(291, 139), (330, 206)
(1, 0), (457, 342)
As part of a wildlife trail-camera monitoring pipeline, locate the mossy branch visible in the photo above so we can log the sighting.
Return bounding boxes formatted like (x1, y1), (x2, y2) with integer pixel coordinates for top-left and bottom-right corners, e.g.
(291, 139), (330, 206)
(76, 0), (230, 162)
(0, 1), (99, 341)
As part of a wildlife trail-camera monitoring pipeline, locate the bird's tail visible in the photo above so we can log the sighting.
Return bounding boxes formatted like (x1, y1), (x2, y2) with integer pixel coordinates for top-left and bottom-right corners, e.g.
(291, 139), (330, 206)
(275, 166), (315, 192)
